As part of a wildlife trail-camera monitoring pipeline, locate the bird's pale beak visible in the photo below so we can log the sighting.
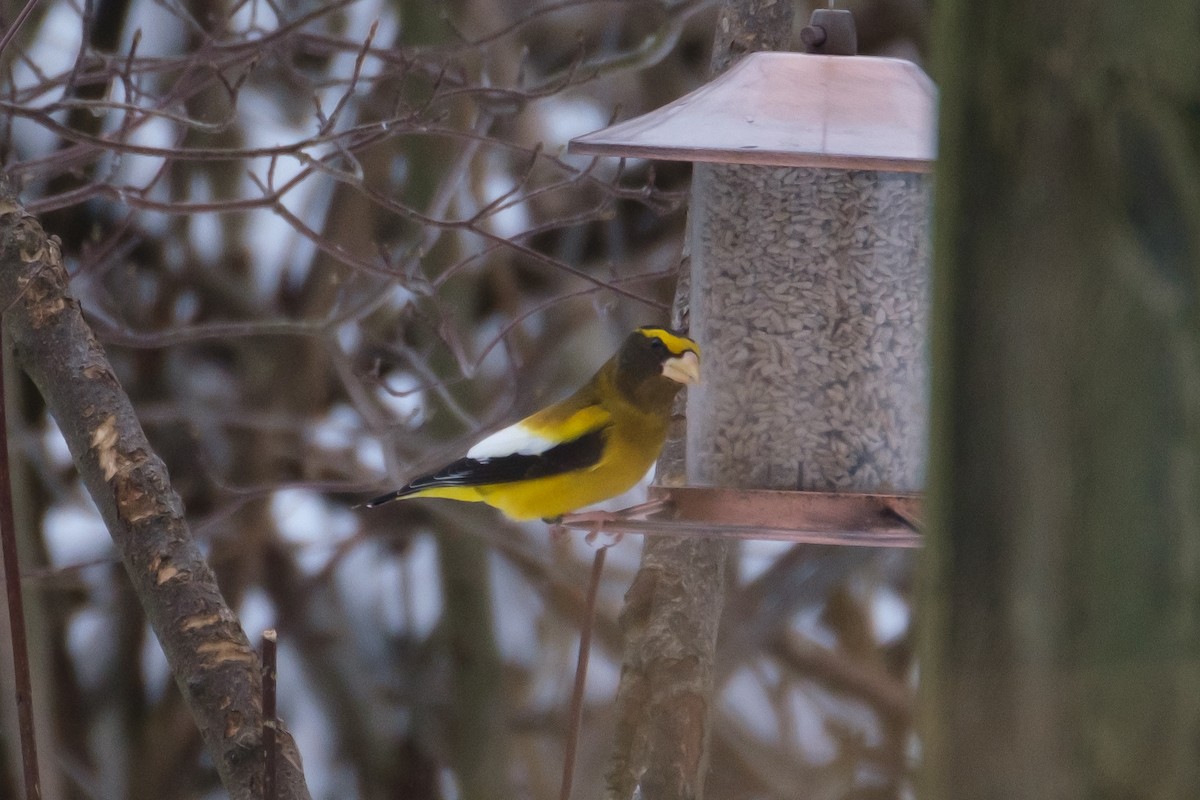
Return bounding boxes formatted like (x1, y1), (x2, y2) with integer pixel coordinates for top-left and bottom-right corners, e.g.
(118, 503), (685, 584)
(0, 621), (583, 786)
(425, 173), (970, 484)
(662, 350), (700, 385)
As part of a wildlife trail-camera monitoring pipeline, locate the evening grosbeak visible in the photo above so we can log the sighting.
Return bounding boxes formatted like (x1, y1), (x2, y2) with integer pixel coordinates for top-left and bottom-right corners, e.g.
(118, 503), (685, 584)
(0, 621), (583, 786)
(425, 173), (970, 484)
(366, 327), (700, 520)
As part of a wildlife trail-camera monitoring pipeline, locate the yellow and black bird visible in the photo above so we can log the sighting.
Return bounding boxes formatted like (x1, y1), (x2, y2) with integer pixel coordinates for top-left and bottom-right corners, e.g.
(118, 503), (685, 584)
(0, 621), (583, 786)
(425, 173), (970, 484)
(365, 326), (700, 520)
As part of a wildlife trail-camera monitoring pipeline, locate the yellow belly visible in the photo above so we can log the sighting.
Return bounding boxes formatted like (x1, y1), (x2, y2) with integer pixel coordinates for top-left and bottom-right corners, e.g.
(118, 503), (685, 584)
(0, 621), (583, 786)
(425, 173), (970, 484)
(411, 424), (666, 520)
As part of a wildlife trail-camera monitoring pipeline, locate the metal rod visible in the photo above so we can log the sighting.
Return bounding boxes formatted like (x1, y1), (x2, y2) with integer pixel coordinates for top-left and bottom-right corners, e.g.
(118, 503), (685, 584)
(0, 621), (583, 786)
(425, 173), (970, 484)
(262, 629), (278, 800)
(559, 546), (607, 800)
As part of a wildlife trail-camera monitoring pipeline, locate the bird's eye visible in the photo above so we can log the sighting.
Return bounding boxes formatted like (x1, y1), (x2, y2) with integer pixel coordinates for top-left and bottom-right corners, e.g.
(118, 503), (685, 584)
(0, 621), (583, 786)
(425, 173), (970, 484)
(650, 338), (669, 354)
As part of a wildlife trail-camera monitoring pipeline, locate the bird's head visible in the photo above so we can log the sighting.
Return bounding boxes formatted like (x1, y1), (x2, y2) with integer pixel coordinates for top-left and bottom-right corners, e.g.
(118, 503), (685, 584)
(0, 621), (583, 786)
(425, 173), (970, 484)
(641, 327), (700, 385)
(614, 327), (701, 404)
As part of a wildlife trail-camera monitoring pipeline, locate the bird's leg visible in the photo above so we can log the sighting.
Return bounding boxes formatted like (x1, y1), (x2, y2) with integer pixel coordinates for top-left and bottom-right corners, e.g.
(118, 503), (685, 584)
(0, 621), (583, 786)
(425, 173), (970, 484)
(551, 509), (622, 545)
(557, 498), (672, 545)
(544, 515), (568, 541)
(543, 513), (619, 547)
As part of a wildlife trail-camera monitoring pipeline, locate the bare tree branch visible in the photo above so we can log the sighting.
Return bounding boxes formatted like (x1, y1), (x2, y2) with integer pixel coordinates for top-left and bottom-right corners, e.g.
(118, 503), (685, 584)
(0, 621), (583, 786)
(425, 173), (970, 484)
(0, 178), (311, 800)
(604, 2), (796, 798)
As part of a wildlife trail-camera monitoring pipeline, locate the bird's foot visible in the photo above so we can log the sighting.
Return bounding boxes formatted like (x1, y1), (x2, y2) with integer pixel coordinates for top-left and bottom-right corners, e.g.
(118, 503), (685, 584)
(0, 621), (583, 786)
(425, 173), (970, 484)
(614, 497), (671, 520)
(557, 499), (670, 547)
(553, 509), (622, 546)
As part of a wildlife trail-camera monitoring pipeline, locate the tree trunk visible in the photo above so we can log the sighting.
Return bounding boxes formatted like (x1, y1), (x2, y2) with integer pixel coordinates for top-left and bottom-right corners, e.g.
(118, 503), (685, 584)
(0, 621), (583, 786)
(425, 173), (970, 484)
(922, 1), (1200, 796)
(603, 3), (795, 799)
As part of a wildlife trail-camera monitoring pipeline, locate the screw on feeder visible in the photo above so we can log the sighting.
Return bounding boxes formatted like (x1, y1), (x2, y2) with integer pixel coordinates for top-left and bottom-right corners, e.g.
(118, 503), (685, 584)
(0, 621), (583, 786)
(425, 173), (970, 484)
(799, 25), (826, 50)
(801, 8), (857, 55)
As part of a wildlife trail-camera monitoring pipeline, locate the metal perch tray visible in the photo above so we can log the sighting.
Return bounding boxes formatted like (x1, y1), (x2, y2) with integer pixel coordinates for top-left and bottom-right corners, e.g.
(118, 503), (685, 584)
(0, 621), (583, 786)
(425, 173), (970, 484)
(557, 486), (922, 547)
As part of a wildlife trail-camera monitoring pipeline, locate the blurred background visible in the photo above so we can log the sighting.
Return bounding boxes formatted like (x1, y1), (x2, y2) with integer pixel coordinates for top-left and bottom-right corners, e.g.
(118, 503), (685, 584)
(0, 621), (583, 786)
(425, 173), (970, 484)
(0, 1), (930, 798)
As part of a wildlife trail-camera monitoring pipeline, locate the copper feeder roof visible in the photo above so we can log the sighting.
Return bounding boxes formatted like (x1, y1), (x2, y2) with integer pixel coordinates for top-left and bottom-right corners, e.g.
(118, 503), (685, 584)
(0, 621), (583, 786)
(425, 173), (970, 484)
(568, 51), (936, 172)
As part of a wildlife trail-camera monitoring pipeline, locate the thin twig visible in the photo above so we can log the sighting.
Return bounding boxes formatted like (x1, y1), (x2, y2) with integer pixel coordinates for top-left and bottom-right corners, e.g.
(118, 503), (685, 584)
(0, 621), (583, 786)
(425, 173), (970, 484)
(0, 0), (42, 58)
(0, 331), (42, 800)
(262, 629), (279, 800)
(559, 545), (607, 800)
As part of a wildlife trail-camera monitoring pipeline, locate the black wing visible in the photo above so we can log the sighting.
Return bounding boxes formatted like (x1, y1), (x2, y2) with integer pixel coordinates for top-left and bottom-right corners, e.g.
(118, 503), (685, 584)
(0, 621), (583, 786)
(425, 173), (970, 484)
(365, 427), (607, 507)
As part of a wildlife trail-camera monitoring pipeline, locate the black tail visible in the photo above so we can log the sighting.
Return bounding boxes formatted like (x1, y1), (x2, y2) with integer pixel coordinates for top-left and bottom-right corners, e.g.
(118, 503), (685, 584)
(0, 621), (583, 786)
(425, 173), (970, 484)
(361, 487), (416, 508)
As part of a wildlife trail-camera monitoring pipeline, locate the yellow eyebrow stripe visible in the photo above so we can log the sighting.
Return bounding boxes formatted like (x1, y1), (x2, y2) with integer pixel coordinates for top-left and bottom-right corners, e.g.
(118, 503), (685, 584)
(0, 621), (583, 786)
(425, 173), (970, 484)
(637, 327), (700, 357)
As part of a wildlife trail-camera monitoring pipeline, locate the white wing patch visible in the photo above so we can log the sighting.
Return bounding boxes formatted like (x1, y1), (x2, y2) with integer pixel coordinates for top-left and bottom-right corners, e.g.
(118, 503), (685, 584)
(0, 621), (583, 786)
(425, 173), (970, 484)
(467, 422), (558, 459)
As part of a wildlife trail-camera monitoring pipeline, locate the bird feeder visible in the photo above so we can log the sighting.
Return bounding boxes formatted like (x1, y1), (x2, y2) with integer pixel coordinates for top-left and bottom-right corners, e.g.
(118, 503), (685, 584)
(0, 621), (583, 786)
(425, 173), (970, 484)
(567, 11), (934, 545)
